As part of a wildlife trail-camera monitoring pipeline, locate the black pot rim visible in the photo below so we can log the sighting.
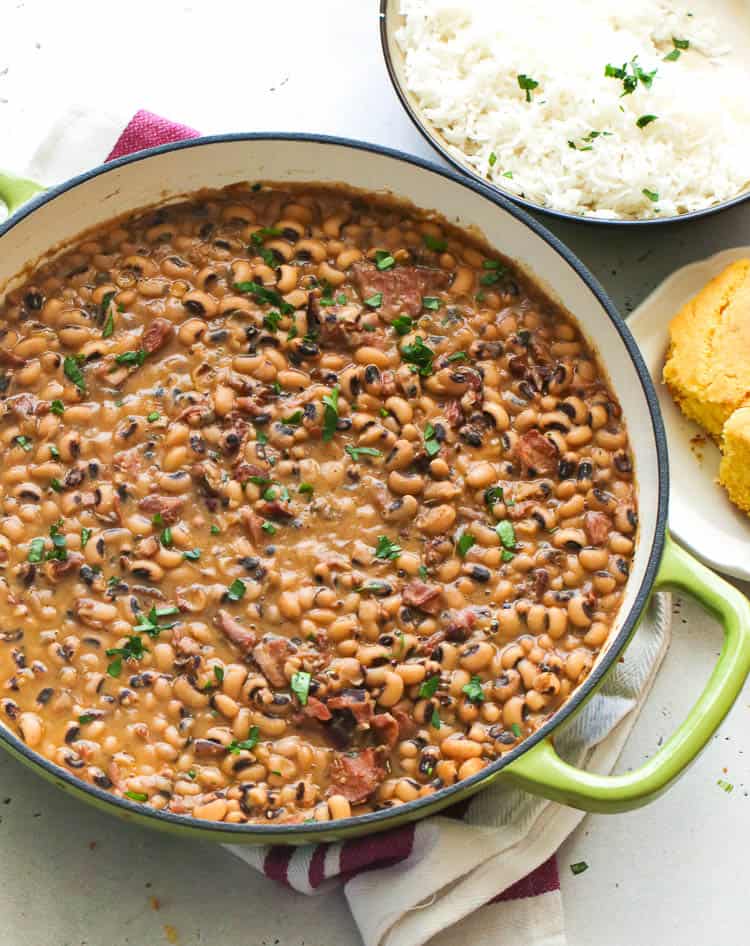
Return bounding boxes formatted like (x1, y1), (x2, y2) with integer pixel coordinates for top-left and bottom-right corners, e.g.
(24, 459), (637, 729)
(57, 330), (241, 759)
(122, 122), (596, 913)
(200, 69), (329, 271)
(0, 131), (669, 838)
(378, 0), (750, 228)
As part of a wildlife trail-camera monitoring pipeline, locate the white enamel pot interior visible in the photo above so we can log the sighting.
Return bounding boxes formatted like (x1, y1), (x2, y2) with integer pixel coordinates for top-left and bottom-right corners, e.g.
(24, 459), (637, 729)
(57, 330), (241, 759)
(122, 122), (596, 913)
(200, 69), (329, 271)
(0, 135), (668, 841)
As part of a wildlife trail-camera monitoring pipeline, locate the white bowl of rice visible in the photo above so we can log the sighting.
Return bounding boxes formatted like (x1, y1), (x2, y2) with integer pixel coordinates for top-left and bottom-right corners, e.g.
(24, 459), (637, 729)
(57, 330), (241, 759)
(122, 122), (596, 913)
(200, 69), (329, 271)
(380, 0), (750, 223)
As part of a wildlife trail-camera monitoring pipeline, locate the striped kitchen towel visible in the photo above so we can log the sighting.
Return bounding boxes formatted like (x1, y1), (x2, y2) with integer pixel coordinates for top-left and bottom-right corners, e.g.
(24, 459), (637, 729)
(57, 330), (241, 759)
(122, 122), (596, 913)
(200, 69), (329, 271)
(14, 106), (673, 946)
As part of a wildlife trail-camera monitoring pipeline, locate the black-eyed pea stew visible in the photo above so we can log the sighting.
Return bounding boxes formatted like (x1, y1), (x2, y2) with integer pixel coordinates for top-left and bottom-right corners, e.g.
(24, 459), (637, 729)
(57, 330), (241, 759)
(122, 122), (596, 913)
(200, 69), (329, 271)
(0, 183), (636, 824)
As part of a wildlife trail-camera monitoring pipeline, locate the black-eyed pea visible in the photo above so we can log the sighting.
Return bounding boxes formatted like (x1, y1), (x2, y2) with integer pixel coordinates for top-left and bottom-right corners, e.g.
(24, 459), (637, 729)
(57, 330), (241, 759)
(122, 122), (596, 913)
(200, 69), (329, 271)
(465, 462), (498, 489)
(328, 794), (352, 819)
(547, 607), (568, 639)
(254, 714), (287, 738)
(567, 595), (593, 629)
(231, 707), (253, 738)
(441, 735), (482, 761)
(18, 711), (42, 747)
(564, 649), (593, 683)
(395, 662), (426, 686)
(382, 494), (419, 523)
(584, 622), (610, 648)
(378, 670), (404, 707)
(459, 641), (494, 673)
(502, 696), (525, 728)
(435, 758), (457, 785)
(458, 757), (486, 780)
(496, 605), (522, 638)
(449, 668), (471, 697)
(193, 798), (228, 821)
(517, 658), (538, 689)
(533, 672), (561, 697)
(580, 547), (609, 571)
(388, 471), (424, 495)
(417, 504), (456, 535)
(173, 676), (210, 709)
(395, 778), (421, 802)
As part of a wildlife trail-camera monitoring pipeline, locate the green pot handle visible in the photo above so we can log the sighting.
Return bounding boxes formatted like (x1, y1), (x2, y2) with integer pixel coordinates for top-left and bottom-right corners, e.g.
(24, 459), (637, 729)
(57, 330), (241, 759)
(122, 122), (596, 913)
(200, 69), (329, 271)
(504, 533), (750, 812)
(0, 171), (46, 217)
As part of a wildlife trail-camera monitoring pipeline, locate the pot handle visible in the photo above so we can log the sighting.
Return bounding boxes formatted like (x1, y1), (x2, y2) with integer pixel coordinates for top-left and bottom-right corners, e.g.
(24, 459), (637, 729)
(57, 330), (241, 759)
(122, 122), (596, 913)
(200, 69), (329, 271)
(0, 171), (45, 217)
(503, 534), (750, 812)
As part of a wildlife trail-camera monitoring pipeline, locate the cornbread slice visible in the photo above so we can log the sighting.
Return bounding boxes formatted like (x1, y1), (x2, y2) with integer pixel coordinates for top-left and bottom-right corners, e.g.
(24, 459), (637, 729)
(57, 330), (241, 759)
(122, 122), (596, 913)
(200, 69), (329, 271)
(719, 407), (750, 513)
(663, 259), (750, 438)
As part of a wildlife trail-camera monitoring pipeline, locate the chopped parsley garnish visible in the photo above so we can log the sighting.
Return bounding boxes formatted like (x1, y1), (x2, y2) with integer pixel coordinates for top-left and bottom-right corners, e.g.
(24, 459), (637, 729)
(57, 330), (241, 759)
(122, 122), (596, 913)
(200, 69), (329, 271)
(517, 73), (539, 102)
(50, 399), (65, 416)
(183, 548), (201, 561)
(63, 355), (86, 393)
(234, 280), (294, 315)
(570, 861), (588, 876)
(226, 578), (247, 601)
(124, 790), (148, 803)
(642, 188), (659, 203)
(78, 714), (95, 725)
(160, 527), (173, 548)
(210, 524), (221, 535)
(431, 709), (441, 729)
(106, 635), (147, 676)
(375, 535), (402, 561)
(114, 349), (147, 367)
(511, 722), (523, 738)
(81, 527), (92, 548)
(256, 431), (269, 445)
(322, 386), (340, 443)
(496, 520), (516, 554)
(605, 57), (656, 96)
(299, 482), (314, 495)
(261, 521), (277, 535)
(717, 778), (734, 793)
(502, 171), (514, 179)
(151, 513), (164, 527)
(228, 726), (260, 754)
(291, 670), (312, 706)
(101, 292), (116, 338)
(50, 478), (62, 493)
(419, 675), (440, 699)
(636, 114), (658, 129)
(462, 675), (485, 703)
(665, 37), (689, 61)
(345, 445), (382, 462)
(281, 409), (303, 427)
(485, 485), (504, 507)
(423, 233), (447, 252)
(422, 296), (441, 311)
(418, 565), (428, 580)
(423, 422), (440, 457)
(263, 310), (283, 332)
(27, 537), (45, 563)
(213, 666), (224, 685)
(446, 351), (467, 363)
(392, 315), (414, 335)
(364, 292), (383, 309)
(401, 336), (434, 376)
(14, 435), (32, 452)
(375, 250), (396, 271)
(257, 246), (278, 268)
(250, 227), (282, 245)
(147, 411), (161, 423)
(46, 522), (67, 561)
(457, 533), (476, 558)
(488, 151), (497, 166)
(134, 605), (180, 638)
(49, 446), (60, 459)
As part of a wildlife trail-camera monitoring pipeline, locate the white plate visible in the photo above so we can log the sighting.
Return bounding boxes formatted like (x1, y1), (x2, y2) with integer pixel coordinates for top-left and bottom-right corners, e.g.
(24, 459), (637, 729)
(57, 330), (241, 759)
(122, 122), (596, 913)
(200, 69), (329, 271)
(628, 247), (750, 580)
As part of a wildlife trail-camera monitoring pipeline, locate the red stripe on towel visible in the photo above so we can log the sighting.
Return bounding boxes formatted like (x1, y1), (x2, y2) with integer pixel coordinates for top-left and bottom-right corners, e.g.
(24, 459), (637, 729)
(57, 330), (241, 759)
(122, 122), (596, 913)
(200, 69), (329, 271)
(106, 109), (199, 161)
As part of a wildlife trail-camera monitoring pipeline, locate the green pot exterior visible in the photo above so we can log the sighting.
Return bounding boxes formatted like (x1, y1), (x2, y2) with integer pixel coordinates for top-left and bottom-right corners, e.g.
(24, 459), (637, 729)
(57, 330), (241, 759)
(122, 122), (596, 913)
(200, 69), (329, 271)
(0, 171), (45, 216)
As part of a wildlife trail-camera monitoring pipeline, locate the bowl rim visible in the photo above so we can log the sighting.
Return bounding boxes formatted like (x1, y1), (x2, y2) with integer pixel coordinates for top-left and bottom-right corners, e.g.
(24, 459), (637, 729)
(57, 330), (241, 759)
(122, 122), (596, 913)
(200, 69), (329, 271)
(0, 131), (669, 838)
(378, 0), (750, 228)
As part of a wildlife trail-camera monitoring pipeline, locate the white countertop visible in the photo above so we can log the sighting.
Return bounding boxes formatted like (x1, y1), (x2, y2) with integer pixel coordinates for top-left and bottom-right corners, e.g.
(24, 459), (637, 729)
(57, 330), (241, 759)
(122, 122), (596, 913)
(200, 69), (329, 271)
(0, 3), (748, 944)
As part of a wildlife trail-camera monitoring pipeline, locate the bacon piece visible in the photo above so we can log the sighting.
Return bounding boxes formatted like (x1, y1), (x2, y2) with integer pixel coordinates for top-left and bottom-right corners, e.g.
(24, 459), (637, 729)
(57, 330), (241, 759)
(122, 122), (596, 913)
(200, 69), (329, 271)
(393, 708), (418, 741)
(327, 688), (373, 723)
(257, 500), (293, 520)
(402, 580), (443, 615)
(371, 712), (399, 748)
(44, 551), (84, 582)
(193, 738), (226, 757)
(328, 748), (385, 804)
(0, 349), (26, 367)
(516, 429), (558, 476)
(444, 399), (464, 429)
(419, 629), (446, 657)
(113, 447), (143, 477)
(424, 536), (452, 566)
(445, 607), (477, 642)
(302, 696), (332, 722)
(138, 494), (185, 525)
(215, 609), (256, 655)
(583, 511), (610, 546)
(240, 506), (265, 546)
(233, 461), (268, 483)
(533, 568), (550, 601)
(351, 263), (451, 319)
(141, 317), (174, 354)
(253, 635), (295, 688)
(7, 393), (38, 418)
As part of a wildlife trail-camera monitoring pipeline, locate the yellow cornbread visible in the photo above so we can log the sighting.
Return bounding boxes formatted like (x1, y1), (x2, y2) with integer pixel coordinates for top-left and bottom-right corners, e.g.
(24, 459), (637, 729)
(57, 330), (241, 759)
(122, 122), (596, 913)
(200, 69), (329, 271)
(663, 259), (750, 439)
(719, 407), (750, 514)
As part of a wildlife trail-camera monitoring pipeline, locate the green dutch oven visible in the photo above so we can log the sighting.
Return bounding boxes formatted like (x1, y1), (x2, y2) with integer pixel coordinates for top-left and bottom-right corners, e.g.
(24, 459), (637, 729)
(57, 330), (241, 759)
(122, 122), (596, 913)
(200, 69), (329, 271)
(1, 136), (749, 844)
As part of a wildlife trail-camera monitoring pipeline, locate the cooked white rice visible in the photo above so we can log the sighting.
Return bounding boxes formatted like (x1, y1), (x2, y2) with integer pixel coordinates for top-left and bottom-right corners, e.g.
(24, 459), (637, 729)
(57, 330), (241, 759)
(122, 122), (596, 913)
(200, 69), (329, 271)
(395, 0), (750, 219)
